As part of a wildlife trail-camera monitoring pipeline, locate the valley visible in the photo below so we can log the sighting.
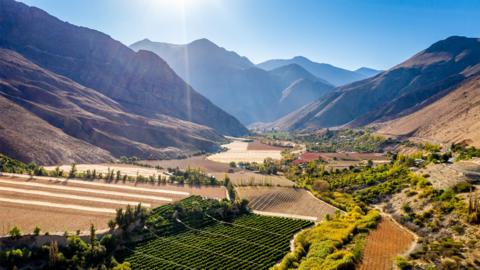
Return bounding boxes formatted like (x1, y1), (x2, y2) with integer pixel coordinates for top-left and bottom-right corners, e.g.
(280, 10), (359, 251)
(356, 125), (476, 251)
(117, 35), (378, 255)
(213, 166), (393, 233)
(1, 0), (480, 269)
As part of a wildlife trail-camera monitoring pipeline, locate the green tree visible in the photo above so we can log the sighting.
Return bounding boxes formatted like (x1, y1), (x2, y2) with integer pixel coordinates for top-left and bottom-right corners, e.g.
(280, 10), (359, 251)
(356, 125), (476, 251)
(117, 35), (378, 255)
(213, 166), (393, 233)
(33, 226), (41, 236)
(9, 226), (21, 239)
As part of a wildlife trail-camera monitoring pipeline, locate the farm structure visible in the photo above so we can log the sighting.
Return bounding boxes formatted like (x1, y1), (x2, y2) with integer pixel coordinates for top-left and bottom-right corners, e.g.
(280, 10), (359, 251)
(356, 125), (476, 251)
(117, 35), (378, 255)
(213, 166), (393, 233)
(236, 187), (339, 222)
(0, 175), (225, 234)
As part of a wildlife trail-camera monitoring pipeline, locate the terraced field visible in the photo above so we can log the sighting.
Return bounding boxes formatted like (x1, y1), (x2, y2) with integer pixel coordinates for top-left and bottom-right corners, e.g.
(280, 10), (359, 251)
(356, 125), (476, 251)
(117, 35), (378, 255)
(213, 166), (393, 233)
(124, 214), (312, 270)
(0, 175), (225, 234)
(237, 187), (339, 222)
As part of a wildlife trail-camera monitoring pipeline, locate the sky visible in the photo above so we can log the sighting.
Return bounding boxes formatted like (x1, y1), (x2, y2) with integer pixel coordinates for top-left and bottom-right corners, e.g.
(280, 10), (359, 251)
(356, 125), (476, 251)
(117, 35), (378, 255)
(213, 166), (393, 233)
(19, 0), (480, 70)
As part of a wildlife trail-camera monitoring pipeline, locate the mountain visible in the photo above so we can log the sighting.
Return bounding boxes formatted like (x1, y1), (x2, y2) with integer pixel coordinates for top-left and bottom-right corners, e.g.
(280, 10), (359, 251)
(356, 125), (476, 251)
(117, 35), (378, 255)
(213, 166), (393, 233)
(0, 48), (226, 165)
(377, 73), (480, 147)
(257, 56), (373, 86)
(0, 0), (247, 137)
(130, 38), (254, 78)
(355, 67), (382, 77)
(268, 64), (334, 116)
(0, 0), (248, 165)
(130, 39), (334, 124)
(269, 36), (480, 137)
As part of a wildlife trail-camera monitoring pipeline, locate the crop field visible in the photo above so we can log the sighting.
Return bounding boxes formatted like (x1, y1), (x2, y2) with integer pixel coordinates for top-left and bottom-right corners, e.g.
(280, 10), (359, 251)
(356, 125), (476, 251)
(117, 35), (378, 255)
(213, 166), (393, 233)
(247, 141), (286, 151)
(123, 214), (312, 270)
(211, 171), (295, 187)
(358, 216), (415, 270)
(45, 163), (165, 177)
(208, 140), (282, 163)
(236, 187), (339, 221)
(141, 155), (231, 173)
(0, 175), (225, 234)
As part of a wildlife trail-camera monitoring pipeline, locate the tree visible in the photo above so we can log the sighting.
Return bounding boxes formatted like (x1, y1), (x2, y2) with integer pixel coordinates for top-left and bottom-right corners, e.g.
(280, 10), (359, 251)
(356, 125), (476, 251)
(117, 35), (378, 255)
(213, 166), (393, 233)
(33, 226), (41, 236)
(68, 163), (77, 178)
(108, 220), (116, 231)
(9, 226), (21, 239)
(89, 224), (96, 246)
(48, 241), (60, 268)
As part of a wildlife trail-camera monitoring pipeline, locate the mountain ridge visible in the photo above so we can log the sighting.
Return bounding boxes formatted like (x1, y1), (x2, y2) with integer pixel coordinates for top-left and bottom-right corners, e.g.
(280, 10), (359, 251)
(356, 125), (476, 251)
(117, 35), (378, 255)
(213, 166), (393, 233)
(267, 36), (480, 146)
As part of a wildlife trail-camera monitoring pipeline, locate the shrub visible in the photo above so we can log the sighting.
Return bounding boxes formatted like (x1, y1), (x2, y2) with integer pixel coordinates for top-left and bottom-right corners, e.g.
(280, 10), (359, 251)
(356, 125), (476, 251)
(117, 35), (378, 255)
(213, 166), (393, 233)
(9, 226), (22, 239)
(395, 256), (413, 270)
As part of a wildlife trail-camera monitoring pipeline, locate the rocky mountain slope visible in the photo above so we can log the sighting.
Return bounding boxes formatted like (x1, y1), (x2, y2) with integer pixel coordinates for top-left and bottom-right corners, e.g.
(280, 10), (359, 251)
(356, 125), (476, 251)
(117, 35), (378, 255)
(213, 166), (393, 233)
(378, 75), (480, 147)
(269, 36), (480, 138)
(257, 56), (378, 86)
(131, 39), (334, 124)
(0, 48), (225, 165)
(0, 0), (247, 136)
(0, 0), (249, 165)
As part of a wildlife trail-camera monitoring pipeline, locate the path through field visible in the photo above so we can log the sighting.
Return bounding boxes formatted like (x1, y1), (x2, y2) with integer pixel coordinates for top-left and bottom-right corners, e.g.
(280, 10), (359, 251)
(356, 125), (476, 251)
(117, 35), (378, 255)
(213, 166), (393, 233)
(357, 216), (415, 270)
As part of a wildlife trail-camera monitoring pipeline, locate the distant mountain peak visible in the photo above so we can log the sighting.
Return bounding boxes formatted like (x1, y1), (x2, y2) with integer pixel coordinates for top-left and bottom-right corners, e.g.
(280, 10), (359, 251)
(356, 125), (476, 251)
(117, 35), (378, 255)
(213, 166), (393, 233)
(425, 35), (480, 54)
(188, 38), (220, 49)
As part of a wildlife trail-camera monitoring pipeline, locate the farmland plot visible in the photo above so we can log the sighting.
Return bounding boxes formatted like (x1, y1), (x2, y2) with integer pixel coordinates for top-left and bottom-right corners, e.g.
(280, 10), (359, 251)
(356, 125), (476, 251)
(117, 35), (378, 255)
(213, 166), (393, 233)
(123, 214), (312, 270)
(237, 187), (339, 222)
(208, 140), (282, 163)
(0, 176), (225, 234)
(45, 163), (165, 177)
(358, 216), (415, 270)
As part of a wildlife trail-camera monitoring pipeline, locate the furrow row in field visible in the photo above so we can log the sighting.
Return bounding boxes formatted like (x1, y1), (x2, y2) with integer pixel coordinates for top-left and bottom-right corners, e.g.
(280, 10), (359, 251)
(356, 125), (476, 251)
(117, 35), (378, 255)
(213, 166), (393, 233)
(0, 186), (151, 207)
(0, 179), (173, 202)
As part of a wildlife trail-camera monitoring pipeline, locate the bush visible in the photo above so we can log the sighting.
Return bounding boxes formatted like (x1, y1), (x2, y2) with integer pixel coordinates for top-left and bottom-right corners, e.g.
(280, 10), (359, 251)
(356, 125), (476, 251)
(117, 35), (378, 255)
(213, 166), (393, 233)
(395, 256), (413, 270)
(452, 182), (473, 193)
(9, 226), (22, 239)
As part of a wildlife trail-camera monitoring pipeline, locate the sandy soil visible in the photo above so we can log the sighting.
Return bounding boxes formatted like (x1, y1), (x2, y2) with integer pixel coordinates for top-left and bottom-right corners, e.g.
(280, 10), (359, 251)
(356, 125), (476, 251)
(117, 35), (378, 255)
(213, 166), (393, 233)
(208, 140), (282, 163)
(358, 216), (415, 270)
(237, 187), (338, 222)
(416, 163), (468, 189)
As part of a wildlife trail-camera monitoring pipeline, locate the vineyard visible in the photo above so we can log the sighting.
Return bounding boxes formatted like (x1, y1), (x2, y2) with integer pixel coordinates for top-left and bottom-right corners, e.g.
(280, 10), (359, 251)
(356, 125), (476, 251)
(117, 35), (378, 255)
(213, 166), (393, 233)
(357, 216), (415, 270)
(123, 213), (312, 269)
(237, 187), (339, 221)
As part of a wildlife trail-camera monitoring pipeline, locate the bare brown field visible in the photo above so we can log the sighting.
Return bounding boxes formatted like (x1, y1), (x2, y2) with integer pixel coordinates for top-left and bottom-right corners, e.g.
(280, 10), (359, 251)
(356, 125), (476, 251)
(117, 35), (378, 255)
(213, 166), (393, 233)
(358, 216), (415, 270)
(247, 141), (286, 151)
(210, 171), (295, 187)
(45, 163), (165, 177)
(140, 155), (230, 172)
(208, 140), (282, 163)
(236, 186), (338, 222)
(0, 176), (225, 235)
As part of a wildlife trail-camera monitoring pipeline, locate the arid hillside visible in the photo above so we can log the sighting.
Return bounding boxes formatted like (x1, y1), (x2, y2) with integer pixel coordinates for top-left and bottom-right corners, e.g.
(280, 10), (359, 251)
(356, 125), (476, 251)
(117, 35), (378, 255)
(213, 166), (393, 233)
(269, 36), (480, 133)
(0, 48), (225, 165)
(378, 75), (480, 147)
